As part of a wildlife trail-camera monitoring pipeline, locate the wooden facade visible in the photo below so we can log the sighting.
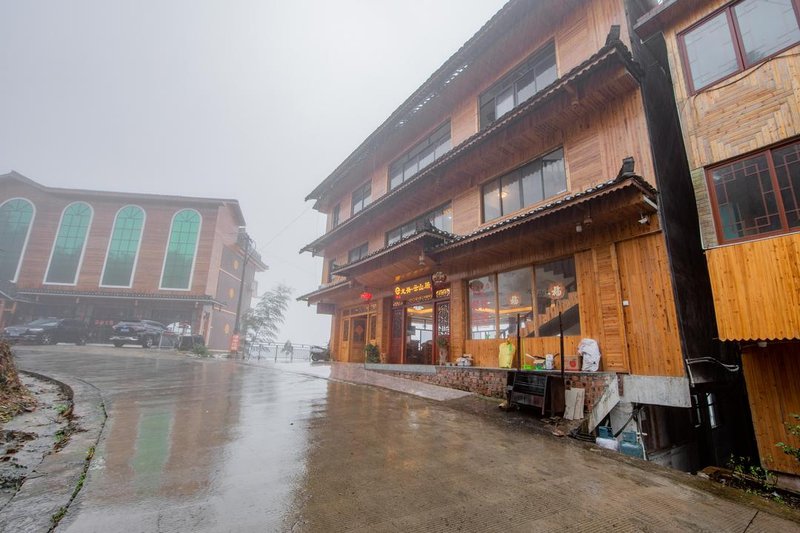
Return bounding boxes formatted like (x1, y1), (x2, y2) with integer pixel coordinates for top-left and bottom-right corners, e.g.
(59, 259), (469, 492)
(0, 172), (264, 351)
(301, 0), (691, 394)
(637, 0), (800, 475)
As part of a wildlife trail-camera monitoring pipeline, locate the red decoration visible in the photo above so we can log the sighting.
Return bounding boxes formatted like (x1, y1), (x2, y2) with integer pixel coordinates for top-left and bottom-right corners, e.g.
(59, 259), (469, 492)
(360, 291), (373, 301)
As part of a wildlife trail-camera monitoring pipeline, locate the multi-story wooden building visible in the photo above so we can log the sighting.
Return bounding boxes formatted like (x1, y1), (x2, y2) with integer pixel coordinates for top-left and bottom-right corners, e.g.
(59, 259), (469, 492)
(0, 171), (266, 351)
(636, 0), (800, 477)
(300, 0), (734, 468)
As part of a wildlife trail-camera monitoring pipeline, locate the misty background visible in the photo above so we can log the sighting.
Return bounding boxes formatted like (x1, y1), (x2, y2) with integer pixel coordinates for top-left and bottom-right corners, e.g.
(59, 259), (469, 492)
(0, 0), (507, 346)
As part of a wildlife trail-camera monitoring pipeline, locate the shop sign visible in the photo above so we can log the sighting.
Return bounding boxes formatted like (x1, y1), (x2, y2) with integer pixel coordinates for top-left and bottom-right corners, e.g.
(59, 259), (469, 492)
(394, 280), (432, 299)
(435, 288), (451, 299)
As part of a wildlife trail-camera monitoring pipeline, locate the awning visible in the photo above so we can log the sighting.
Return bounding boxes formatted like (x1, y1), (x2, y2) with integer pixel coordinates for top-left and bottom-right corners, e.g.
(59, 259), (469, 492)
(16, 288), (223, 306)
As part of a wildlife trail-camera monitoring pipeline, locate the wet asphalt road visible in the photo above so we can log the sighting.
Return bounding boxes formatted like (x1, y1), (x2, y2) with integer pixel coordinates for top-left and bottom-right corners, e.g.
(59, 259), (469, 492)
(13, 345), (800, 532)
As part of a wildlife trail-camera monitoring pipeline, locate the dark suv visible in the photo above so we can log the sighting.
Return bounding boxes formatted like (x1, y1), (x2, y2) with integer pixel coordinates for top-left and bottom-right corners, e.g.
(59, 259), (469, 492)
(2, 318), (88, 345)
(110, 320), (166, 348)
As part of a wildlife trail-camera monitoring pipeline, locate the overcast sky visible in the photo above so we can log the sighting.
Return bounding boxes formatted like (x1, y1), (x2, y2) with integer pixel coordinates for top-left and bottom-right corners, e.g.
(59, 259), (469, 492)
(0, 0), (508, 346)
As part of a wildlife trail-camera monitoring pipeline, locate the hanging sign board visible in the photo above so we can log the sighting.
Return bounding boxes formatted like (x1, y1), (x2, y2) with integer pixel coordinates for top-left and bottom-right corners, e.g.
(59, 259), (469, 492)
(394, 279), (432, 300)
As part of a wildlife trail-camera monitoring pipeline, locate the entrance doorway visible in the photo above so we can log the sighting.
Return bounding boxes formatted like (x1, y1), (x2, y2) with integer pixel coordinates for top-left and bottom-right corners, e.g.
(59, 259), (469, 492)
(340, 305), (377, 362)
(390, 295), (450, 365)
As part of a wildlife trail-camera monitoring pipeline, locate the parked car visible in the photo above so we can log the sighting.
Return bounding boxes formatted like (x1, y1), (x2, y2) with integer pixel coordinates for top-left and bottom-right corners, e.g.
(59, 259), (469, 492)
(1, 318), (88, 345)
(110, 319), (166, 348)
(310, 344), (331, 362)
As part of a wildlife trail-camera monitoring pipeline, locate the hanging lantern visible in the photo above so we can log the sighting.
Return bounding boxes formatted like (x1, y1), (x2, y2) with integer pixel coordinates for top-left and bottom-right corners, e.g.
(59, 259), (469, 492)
(360, 291), (373, 301)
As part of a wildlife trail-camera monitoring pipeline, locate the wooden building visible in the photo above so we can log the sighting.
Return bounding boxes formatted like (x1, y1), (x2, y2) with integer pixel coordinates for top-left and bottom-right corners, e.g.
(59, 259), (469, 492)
(300, 0), (731, 468)
(0, 171), (266, 351)
(636, 0), (800, 477)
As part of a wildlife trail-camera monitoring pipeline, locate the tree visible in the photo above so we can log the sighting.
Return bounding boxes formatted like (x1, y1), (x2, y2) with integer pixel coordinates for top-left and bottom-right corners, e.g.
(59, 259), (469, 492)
(242, 284), (292, 344)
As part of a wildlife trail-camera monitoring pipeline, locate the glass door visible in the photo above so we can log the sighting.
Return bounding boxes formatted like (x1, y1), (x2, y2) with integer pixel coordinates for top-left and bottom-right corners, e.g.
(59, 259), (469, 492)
(405, 304), (433, 364)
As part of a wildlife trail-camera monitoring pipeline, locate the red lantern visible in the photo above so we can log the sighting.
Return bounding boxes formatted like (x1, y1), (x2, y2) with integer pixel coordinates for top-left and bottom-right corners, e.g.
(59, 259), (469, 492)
(360, 291), (373, 301)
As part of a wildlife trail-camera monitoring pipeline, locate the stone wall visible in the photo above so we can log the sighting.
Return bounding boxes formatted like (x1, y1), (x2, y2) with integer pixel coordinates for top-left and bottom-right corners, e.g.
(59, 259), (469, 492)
(371, 365), (618, 407)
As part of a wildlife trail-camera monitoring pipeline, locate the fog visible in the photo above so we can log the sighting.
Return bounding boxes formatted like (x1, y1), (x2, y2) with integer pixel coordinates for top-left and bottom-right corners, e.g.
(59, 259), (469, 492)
(0, 0), (507, 345)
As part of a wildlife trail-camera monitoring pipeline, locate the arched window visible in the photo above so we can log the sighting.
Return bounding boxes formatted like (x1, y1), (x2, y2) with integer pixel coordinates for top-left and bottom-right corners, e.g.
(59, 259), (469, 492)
(45, 202), (93, 284)
(101, 205), (145, 287)
(160, 209), (201, 290)
(0, 198), (35, 282)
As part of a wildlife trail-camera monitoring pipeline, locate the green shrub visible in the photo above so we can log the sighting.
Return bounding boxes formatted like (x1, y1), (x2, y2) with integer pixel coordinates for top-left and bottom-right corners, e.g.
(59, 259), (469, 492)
(364, 343), (380, 363)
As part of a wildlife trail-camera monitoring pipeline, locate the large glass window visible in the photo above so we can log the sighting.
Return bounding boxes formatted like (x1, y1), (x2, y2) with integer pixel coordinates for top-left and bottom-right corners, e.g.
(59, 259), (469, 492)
(160, 209), (201, 290)
(45, 202), (93, 284)
(386, 204), (453, 245)
(710, 140), (800, 242)
(680, 0), (800, 92)
(101, 205), (145, 287)
(468, 257), (580, 339)
(479, 42), (557, 129)
(389, 122), (451, 190)
(467, 276), (497, 339)
(0, 198), (35, 282)
(482, 148), (566, 222)
(351, 182), (372, 215)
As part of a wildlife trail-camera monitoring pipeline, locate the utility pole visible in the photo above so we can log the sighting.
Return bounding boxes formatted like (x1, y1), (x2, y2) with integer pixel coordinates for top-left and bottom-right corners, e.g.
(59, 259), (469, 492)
(232, 229), (253, 357)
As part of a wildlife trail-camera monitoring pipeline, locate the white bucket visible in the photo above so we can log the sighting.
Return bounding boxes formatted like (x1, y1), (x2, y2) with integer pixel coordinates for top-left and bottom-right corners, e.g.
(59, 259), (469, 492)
(545, 354), (554, 370)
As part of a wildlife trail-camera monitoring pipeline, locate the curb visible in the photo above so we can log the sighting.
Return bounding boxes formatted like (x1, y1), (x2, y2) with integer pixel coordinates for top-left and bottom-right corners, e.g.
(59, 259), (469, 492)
(0, 371), (107, 533)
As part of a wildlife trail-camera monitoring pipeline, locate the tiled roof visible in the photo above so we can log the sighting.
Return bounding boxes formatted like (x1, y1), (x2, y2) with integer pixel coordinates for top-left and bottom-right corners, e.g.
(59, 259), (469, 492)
(429, 168), (656, 253)
(296, 280), (352, 302)
(331, 226), (454, 275)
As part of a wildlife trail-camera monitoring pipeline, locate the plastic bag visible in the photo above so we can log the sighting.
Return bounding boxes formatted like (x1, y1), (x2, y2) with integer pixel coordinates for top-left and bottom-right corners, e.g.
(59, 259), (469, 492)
(578, 338), (601, 371)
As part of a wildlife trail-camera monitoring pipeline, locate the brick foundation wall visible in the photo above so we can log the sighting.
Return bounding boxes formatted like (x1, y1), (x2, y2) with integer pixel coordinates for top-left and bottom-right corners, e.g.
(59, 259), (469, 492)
(373, 367), (508, 398)
(371, 366), (617, 406)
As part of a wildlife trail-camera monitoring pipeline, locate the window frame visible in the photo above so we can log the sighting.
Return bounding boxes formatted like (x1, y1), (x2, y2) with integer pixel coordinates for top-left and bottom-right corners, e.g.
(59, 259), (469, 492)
(99, 205), (146, 289)
(351, 182), (372, 216)
(0, 197), (36, 283)
(347, 242), (369, 264)
(388, 121), (452, 191)
(385, 202), (453, 246)
(331, 203), (340, 229)
(706, 138), (799, 244)
(478, 41), (557, 130)
(43, 201), (94, 286)
(480, 147), (567, 223)
(467, 255), (580, 340)
(678, 0), (800, 94)
(159, 208), (203, 291)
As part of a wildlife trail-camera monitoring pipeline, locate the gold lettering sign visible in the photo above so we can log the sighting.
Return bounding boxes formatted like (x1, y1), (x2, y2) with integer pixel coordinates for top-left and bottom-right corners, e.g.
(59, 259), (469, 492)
(394, 280), (432, 299)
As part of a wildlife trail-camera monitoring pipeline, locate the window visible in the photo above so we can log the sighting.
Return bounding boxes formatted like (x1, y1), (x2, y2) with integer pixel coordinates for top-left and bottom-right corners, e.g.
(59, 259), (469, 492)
(386, 204), (453, 245)
(160, 209), (202, 290)
(680, 0), (800, 93)
(45, 202), (93, 284)
(101, 205), (145, 287)
(348, 243), (368, 263)
(482, 148), (566, 222)
(331, 204), (340, 228)
(388, 122), (451, 190)
(479, 42), (557, 129)
(351, 183), (372, 215)
(0, 198), (35, 282)
(468, 257), (580, 339)
(708, 139), (800, 242)
(327, 258), (337, 283)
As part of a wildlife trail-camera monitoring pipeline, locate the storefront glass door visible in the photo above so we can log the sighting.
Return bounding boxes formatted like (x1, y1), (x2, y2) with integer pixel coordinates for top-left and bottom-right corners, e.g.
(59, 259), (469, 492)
(405, 304), (433, 364)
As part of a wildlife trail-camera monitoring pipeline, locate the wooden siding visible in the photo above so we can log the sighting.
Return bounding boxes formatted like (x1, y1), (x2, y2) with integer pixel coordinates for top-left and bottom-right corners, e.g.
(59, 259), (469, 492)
(742, 343), (800, 475)
(706, 233), (800, 341)
(659, 0), (800, 250)
(616, 234), (684, 377)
